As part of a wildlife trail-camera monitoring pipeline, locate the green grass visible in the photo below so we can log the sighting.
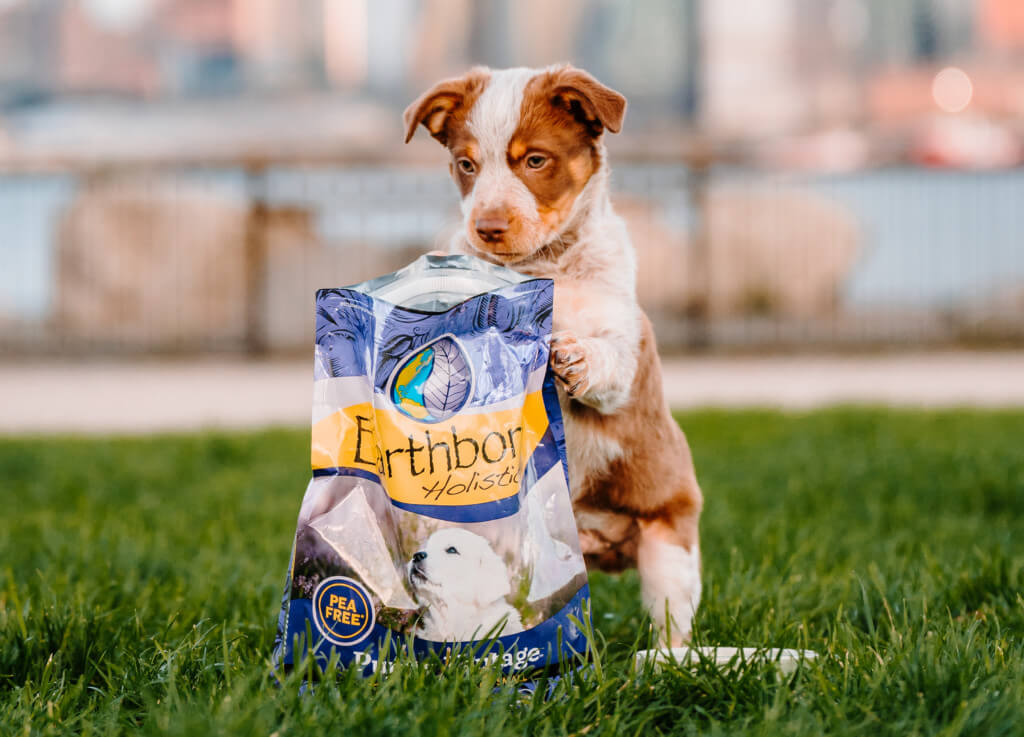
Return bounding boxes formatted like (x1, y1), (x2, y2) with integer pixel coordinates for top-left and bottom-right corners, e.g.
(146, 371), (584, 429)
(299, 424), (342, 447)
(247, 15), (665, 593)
(2, 408), (1023, 736)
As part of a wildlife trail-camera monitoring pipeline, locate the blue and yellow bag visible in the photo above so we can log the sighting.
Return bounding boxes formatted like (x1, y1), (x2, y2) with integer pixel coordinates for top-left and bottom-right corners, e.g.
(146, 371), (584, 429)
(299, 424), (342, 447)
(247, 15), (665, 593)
(275, 254), (590, 677)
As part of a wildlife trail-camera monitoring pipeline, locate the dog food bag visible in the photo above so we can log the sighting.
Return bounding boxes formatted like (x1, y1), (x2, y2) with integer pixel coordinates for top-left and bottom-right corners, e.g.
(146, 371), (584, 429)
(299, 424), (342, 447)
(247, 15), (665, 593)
(274, 253), (590, 678)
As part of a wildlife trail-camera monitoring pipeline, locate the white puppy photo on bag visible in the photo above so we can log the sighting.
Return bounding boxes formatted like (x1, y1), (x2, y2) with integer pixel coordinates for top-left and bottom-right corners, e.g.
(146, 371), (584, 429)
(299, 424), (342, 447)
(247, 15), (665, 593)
(407, 528), (524, 642)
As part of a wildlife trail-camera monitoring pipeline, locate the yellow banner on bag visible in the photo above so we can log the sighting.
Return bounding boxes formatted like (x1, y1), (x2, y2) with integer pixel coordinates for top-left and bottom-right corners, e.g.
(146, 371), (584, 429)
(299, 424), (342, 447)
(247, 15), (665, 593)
(311, 391), (549, 506)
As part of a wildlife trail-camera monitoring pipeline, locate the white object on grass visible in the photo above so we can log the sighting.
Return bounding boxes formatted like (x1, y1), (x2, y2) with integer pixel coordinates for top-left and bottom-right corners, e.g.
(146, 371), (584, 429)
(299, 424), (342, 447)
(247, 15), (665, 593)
(634, 646), (818, 675)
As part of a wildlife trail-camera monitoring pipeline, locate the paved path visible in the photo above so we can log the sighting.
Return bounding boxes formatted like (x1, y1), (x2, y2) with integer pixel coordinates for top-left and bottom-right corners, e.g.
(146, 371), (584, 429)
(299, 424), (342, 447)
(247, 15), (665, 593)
(1, 351), (1022, 434)
(658, 351), (1024, 409)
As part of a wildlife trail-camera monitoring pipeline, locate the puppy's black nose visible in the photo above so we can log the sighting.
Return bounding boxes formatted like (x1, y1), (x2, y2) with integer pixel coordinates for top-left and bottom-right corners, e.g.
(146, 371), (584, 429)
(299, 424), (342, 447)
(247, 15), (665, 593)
(475, 215), (508, 243)
(413, 551), (427, 563)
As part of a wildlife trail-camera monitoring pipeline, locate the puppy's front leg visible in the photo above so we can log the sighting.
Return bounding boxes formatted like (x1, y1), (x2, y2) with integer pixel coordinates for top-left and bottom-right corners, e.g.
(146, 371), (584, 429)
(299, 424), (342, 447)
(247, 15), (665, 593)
(550, 330), (637, 413)
(550, 284), (639, 413)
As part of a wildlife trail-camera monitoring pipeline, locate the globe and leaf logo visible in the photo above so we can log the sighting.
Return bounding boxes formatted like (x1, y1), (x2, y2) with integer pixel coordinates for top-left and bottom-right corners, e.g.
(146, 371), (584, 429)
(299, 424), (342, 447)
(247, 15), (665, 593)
(388, 335), (473, 422)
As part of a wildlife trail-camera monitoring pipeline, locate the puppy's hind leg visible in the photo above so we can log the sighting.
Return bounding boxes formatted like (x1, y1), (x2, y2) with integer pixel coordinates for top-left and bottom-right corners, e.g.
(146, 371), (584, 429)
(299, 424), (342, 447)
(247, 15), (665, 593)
(637, 509), (701, 649)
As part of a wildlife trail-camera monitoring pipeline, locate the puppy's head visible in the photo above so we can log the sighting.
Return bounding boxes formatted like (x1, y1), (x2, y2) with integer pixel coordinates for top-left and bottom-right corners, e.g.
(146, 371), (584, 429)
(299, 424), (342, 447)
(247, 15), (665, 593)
(404, 65), (626, 265)
(407, 528), (512, 609)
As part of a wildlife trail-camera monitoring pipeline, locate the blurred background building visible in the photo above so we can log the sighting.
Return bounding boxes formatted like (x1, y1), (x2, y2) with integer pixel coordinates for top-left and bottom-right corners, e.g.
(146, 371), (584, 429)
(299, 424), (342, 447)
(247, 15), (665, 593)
(1, 0), (1023, 355)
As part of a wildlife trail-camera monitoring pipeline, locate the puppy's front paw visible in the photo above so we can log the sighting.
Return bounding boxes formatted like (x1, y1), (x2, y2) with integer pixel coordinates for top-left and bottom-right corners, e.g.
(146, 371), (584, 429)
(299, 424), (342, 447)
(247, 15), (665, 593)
(550, 330), (591, 397)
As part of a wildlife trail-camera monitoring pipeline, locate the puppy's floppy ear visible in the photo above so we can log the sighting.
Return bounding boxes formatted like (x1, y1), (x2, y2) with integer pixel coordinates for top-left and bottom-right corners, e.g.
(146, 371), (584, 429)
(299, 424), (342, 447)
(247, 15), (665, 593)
(403, 68), (489, 144)
(548, 65), (626, 137)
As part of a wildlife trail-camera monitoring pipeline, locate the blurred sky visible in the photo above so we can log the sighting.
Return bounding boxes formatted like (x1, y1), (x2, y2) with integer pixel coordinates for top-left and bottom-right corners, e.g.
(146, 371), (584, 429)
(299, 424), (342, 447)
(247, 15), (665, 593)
(1, 0), (1023, 338)
(1, 0), (1023, 140)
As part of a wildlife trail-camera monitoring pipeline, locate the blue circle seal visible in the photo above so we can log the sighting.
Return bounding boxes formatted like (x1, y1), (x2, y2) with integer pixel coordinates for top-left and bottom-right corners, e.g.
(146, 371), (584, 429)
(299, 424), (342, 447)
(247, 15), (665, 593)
(312, 576), (375, 646)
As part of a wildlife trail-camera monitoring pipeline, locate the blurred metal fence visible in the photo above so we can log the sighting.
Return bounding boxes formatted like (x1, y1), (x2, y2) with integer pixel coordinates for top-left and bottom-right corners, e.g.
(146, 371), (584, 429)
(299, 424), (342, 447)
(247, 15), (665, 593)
(1, 155), (1022, 356)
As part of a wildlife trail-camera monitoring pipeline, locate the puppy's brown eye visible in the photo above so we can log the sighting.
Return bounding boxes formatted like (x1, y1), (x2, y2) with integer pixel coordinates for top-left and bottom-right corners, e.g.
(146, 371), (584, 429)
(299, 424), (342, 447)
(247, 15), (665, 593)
(445, 546), (459, 554)
(456, 158), (475, 175)
(525, 154), (547, 169)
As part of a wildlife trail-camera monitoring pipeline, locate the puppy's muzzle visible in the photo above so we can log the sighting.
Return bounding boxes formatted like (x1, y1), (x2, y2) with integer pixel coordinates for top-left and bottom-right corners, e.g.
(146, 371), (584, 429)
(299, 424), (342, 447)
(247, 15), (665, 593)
(409, 551), (428, 583)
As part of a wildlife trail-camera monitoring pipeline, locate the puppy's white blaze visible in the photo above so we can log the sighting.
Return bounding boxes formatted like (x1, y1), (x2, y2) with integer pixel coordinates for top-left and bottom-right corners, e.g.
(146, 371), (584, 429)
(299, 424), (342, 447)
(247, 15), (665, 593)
(637, 537), (701, 647)
(466, 67), (533, 161)
(465, 157), (536, 225)
(464, 67), (538, 219)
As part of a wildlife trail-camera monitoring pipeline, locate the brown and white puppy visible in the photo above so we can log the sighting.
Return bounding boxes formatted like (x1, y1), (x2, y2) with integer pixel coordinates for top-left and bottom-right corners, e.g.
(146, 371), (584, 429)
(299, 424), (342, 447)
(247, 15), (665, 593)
(404, 65), (703, 646)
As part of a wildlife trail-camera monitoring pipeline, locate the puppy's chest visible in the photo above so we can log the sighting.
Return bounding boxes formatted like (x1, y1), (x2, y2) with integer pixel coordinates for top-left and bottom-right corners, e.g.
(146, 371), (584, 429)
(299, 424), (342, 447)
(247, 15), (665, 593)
(555, 394), (640, 562)
(512, 266), (623, 334)
(550, 283), (616, 335)
(558, 394), (623, 499)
